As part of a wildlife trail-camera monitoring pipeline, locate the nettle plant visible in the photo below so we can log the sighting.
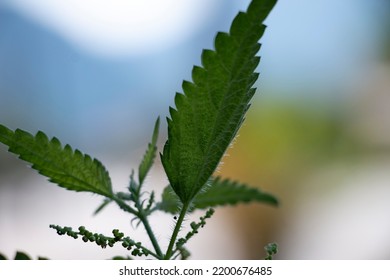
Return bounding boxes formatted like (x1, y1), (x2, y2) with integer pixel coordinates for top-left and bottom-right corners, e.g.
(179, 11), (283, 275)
(0, 0), (278, 260)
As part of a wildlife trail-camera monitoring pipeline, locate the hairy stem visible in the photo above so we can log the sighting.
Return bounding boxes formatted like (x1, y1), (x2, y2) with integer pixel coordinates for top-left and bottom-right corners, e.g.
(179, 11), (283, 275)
(137, 209), (164, 259)
(113, 195), (163, 259)
(164, 202), (190, 259)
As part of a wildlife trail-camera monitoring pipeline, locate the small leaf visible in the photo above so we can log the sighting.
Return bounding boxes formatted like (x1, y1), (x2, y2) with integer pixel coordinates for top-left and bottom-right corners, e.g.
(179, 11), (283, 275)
(93, 198), (112, 216)
(14, 251), (31, 260)
(160, 0), (277, 203)
(0, 253), (7, 260)
(111, 255), (133, 260)
(0, 124), (113, 198)
(157, 186), (182, 214)
(158, 177), (278, 214)
(138, 117), (160, 186)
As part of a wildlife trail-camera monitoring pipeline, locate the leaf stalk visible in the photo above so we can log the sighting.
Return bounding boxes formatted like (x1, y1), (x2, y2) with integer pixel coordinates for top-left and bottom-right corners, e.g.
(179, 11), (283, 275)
(164, 202), (190, 259)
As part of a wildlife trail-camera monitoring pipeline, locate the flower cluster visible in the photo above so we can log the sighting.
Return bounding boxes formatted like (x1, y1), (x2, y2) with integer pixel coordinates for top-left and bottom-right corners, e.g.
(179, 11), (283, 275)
(49, 225), (154, 258)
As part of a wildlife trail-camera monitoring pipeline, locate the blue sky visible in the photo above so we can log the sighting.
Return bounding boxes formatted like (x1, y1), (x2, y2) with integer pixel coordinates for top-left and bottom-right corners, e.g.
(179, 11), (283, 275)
(0, 0), (388, 155)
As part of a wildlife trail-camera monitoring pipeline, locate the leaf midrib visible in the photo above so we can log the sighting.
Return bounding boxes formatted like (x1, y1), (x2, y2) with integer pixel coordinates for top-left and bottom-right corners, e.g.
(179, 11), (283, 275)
(192, 21), (261, 196)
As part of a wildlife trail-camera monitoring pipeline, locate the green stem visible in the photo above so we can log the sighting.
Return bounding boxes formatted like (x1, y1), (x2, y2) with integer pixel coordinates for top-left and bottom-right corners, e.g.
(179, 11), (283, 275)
(164, 202), (190, 259)
(138, 210), (164, 259)
(133, 182), (163, 259)
(113, 195), (163, 259)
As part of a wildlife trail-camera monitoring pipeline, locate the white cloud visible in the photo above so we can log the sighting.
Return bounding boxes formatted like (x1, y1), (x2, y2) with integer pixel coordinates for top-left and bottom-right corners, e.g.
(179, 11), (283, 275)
(3, 0), (221, 57)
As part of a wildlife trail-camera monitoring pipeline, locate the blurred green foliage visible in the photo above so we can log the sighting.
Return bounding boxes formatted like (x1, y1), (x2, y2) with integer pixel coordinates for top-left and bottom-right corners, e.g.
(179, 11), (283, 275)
(220, 99), (365, 189)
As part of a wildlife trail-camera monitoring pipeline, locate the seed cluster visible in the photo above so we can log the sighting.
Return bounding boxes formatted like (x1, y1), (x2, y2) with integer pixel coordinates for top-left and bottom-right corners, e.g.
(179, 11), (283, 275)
(49, 224), (151, 257)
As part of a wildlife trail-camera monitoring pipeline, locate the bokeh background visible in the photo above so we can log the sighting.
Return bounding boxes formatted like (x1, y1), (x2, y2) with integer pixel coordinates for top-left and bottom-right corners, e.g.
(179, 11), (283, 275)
(1, 0), (390, 259)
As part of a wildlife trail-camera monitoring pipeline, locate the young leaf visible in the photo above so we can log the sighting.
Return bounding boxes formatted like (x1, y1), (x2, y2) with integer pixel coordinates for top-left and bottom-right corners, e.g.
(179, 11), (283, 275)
(158, 177), (278, 214)
(93, 198), (112, 216)
(138, 117), (160, 186)
(0, 125), (113, 198)
(157, 186), (182, 214)
(111, 256), (133, 260)
(14, 251), (32, 260)
(160, 0), (277, 204)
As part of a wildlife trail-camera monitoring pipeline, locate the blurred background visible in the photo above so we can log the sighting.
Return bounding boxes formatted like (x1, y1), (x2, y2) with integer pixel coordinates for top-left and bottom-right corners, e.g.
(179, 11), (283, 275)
(1, 0), (390, 259)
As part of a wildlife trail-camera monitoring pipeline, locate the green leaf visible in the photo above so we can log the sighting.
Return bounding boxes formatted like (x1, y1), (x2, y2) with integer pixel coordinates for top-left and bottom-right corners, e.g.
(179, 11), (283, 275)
(158, 186), (182, 214)
(195, 177), (278, 209)
(93, 198), (112, 216)
(111, 255), (133, 260)
(0, 125), (113, 198)
(160, 0), (277, 203)
(158, 177), (278, 214)
(14, 251), (31, 260)
(138, 117), (160, 186)
(0, 253), (7, 260)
